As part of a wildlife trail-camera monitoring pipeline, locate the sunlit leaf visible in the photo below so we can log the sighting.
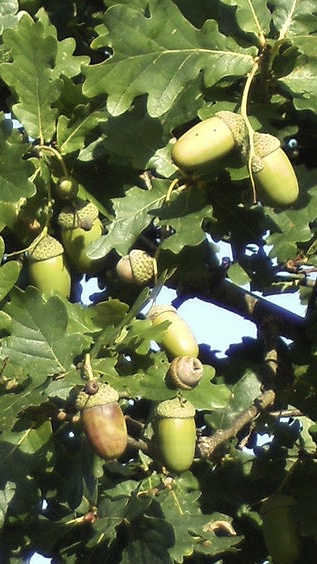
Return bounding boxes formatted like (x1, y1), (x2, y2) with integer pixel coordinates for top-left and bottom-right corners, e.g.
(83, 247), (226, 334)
(83, 0), (255, 116)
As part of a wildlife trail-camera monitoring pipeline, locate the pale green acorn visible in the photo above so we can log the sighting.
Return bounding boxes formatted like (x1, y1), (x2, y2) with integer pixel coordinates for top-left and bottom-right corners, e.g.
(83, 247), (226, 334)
(28, 235), (71, 298)
(171, 111), (246, 171)
(154, 396), (196, 473)
(58, 199), (103, 274)
(251, 132), (299, 207)
(116, 249), (156, 285)
(147, 304), (199, 359)
(260, 493), (301, 564)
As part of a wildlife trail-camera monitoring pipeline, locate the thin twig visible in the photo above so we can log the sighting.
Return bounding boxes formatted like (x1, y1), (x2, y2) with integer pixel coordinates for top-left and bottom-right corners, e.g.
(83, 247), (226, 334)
(198, 389), (276, 458)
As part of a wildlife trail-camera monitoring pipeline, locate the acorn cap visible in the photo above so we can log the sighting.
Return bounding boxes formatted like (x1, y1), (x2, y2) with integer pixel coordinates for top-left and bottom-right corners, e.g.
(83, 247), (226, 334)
(166, 356), (203, 390)
(147, 304), (177, 321)
(76, 382), (119, 411)
(216, 111), (246, 146)
(58, 198), (99, 230)
(29, 235), (64, 261)
(156, 396), (195, 419)
(251, 132), (281, 173)
(116, 249), (155, 284)
(130, 249), (155, 282)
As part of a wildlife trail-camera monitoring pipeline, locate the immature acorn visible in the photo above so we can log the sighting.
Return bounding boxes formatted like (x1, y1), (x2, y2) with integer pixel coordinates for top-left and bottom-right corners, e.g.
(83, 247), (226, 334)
(147, 304), (199, 359)
(251, 132), (299, 207)
(154, 396), (196, 473)
(165, 356), (203, 390)
(116, 249), (156, 285)
(58, 198), (103, 274)
(55, 176), (79, 200)
(28, 234), (71, 298)
(260, 493), (301, 564)
(76, 381), (128, 460)
(171, 110), (246, 171)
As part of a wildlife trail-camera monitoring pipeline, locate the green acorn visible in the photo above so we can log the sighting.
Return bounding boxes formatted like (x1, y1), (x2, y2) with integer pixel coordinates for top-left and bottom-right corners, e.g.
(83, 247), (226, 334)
(76, 381), (128, 460)
(260, 493), (301, 564)
(251, 132), (299, 207)
(147, 304), (199, 359)
(154, 396), (196, 473)
(28, 235), (71, 298)
(165, 356), (203, 390)
(116, 249), (156, 285)
(58, 198), (103, 274)
(55, 176), (79, 200)
(171, 111), (246, 171)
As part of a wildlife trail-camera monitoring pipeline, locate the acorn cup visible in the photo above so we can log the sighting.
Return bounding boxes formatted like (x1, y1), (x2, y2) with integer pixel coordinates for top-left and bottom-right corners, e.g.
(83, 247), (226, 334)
(165, 356), (203, 390)
(154, 396), (196, 473)
(28, 234), (71, 298)
(58, 198), (103, 274)
(171, 110), (246, 171)
(260, 493), (301, 564)
(76, 381), (128, 460)
(147, 304), (199, 359)
(116, 249), (156, 285)
(251, 132), (299, 207)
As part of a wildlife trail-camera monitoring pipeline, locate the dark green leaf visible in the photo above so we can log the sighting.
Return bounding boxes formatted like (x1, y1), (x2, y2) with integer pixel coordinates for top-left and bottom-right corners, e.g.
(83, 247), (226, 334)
(0, 260), (20, 300)
(270, 0), (317, 36)
(0, 130), (35, 202)
(150, 186), (213, 253)
(0, 14), (61, 141)
(279, 37), (317, 112)
(87, 180), (168, 259)
(1, 287), (87, 378)
(83, 0), (255, 116)
(219, 0), (271, 43)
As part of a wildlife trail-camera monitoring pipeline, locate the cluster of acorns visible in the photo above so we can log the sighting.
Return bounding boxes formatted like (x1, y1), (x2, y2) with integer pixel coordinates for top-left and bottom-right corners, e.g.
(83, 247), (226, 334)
(171, 110), (299, 208)
(27, 176), (103, 298)
(75, 304), (202, 474)
(25, 174), (161, 297)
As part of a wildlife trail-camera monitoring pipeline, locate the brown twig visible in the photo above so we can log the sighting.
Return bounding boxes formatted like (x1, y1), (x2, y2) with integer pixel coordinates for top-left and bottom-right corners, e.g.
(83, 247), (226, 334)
(198, 389), (276, 458)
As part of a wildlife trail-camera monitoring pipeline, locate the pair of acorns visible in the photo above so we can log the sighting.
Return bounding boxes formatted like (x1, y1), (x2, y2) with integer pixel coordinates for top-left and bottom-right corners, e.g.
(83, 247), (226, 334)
(76, 305), (202, 473)
(28, 196), (103, 298)
(171, 110), (299, 208)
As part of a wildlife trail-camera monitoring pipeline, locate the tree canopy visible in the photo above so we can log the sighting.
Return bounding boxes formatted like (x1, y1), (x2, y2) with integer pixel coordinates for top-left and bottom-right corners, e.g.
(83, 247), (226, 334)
(1, 1), (317, 562)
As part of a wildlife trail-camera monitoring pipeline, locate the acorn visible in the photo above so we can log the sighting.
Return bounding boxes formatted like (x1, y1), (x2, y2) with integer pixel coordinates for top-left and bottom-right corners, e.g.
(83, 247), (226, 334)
(165, 356), (203, 390)
(28, 234), (71, 298)
(58, 198), (103, 274)
(260, 493), (301, 564)
(76, 381), (128, 460)
(251, 132), (299, 207)
(171, 111), (246, 171)
(147, 304), (199, 359)
(154, 396), (196, 473)
(116, 249), (156, 285)
(55, 176), (79, 200)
